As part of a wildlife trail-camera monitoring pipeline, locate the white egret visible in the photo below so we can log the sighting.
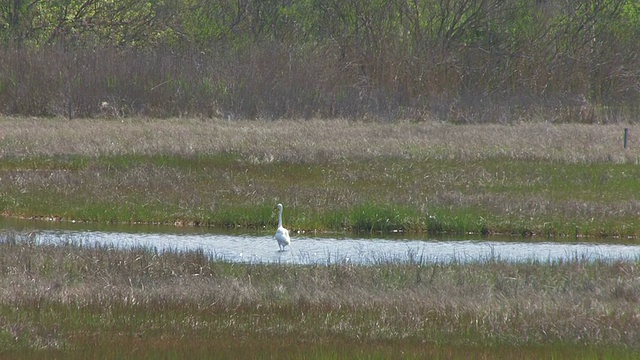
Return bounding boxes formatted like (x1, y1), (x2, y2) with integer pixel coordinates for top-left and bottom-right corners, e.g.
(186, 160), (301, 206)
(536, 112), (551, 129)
(274, 203), (291, 251)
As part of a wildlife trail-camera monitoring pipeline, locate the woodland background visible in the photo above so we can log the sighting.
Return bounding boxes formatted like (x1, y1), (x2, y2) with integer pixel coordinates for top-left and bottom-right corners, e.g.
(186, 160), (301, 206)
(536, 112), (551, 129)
(1, 0), (639, 122)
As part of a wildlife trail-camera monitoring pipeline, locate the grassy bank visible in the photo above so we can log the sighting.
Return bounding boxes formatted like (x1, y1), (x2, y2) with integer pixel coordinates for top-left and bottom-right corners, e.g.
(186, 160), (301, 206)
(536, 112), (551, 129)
(0, 231), (639, 358)
(2, 117), (640, 239)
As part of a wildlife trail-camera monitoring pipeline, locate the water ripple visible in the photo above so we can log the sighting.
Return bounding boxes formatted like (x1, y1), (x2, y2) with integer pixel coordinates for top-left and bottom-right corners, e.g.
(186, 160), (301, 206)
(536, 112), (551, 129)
(31, 230), (640, 265)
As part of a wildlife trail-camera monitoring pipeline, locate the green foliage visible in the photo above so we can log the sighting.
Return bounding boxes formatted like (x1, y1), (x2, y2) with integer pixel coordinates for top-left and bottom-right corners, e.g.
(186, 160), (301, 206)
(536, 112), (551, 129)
(614, 1), (640, 41)
(3, 0), (637, 53)
(1, 0), (640, 119)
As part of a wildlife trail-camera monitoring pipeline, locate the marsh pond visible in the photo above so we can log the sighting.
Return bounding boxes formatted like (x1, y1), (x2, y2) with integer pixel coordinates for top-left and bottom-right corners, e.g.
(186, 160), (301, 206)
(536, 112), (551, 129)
(3, 218), (639, 265)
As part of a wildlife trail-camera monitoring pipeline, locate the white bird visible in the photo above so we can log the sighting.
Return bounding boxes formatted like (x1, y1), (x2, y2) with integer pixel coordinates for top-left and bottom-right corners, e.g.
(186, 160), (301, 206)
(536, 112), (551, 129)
(274, 203), (291, 251)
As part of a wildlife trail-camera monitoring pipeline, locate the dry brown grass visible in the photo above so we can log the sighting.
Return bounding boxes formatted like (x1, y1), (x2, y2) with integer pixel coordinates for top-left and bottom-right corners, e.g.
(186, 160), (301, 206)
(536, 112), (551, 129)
(1, 232), (640, 353)
(1, 117), (639, 164)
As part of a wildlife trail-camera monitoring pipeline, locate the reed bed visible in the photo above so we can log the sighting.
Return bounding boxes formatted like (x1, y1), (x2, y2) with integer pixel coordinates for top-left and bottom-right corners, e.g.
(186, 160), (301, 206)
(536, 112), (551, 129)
(0, 231), (639, 358)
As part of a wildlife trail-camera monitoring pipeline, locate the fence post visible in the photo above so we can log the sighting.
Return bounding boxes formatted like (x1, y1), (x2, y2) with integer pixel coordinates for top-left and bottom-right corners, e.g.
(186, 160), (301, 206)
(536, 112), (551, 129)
(624, 128), (629, 149)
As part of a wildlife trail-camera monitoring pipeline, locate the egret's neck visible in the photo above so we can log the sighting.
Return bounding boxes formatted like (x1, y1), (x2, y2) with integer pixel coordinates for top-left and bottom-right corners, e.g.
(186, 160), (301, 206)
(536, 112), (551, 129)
(278, 208), (283, 228)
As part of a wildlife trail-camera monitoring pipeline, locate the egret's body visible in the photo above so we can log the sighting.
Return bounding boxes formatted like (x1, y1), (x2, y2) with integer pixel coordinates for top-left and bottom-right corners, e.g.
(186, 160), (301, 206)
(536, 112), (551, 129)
(275, 203), (291, 251)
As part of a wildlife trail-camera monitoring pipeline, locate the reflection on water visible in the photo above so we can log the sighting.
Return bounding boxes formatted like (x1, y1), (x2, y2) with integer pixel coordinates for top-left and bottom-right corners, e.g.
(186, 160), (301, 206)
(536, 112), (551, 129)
(9, 229), (640, 265)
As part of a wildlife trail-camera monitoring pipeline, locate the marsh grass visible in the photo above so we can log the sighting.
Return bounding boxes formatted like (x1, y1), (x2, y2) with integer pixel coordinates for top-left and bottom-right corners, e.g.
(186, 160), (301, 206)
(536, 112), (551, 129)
(1, 231), (639, 358)
(2, 118), (640, 238)
(2, 118), (639, 162)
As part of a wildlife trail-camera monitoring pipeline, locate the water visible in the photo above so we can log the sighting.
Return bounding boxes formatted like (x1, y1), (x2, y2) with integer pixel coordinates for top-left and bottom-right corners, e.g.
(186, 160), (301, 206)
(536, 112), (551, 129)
(3, 218), (639, 265)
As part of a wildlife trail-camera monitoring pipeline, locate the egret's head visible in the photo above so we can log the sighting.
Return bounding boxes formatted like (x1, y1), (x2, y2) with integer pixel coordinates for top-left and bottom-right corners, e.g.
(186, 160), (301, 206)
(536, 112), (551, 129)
(276, 203), (283, 211)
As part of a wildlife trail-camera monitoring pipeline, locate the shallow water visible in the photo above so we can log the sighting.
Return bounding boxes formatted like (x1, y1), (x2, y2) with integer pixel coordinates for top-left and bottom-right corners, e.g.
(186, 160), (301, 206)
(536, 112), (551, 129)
(3, 218), (639, 265)
(31, 230), (640, 265)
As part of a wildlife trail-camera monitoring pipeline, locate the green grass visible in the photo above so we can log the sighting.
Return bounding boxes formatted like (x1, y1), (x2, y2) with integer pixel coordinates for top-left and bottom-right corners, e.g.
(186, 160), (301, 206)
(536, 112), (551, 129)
(2, 153), (640, 238)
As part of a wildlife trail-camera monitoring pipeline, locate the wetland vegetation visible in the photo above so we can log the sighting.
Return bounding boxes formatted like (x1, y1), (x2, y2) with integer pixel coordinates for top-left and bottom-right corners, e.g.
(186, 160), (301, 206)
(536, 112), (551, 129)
(2, 0), (640, 357)
(2, 118), (640, 239)
(1, 118), (640, 357)
(1, 231), (640, 358)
